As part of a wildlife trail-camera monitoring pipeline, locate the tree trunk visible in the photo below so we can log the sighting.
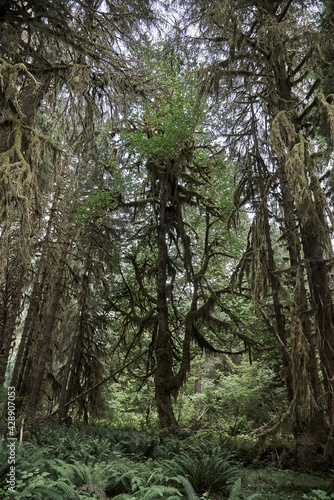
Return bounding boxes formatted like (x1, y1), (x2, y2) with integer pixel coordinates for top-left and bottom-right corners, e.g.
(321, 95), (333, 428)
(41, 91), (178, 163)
(11, 164), (66, 391)
(294, 185), (334, 449)
(0, 263), (24, 386)
(270, 51), (330, 464)
(154, 176), (178, 429)
(58, 242), (91, 422)
(279, 170), (325, 417)
(27, 226), (71, 410)
(256, 158), (293, 402)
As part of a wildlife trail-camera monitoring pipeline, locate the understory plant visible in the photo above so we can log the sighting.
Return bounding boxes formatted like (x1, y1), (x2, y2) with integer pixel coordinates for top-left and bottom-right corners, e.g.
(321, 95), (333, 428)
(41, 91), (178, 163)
(163, 441), (238, 496)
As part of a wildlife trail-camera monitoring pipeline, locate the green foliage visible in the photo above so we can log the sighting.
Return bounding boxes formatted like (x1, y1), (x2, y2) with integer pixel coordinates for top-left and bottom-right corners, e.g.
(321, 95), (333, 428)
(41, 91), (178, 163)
(77, 190), (117, 221)
(204, 359), (286, 434)
(228, 478), (262, 500)
(178, 477), (200, 500)
(10, 477), (84, 500)
(1, 425), (330, 500)
(241, 468), (329, 500)
(163, 442), (238, 496)
(106, 381), (157, 429)
(48, 459), (108, 489)
(303, 492), (334, 500)
(104, 459), (154, 496)
(111, 483), (182, 499)
(165, 356), (285, 437)
(121, 75), (201, 160)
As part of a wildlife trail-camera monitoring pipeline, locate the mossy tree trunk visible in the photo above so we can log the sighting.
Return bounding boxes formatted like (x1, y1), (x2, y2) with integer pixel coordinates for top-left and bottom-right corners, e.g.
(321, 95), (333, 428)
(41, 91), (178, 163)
(58, 241), (91, 423)
(11, 165), (66, 392)
(0, 258), (25, 386)
(279, 168), (326, 430)
(154, 171), (179, 429)
(28, 225), (72, 411)
(270, 44), (332, 463)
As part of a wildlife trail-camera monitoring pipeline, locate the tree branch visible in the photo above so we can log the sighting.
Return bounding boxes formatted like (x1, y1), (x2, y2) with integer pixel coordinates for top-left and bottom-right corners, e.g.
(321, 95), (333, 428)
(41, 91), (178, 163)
(49, 347), (153, 417)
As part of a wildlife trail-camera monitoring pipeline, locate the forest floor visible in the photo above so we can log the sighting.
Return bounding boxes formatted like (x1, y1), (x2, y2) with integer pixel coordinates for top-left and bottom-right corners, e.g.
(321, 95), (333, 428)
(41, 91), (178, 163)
(240, 468), (329, 499)
(0, 423), (331, 499)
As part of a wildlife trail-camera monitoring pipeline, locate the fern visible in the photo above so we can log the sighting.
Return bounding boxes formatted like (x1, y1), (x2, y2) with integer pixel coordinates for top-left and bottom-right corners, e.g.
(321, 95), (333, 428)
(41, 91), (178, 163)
(228, 478), (242, 500)
(112, 483), (182, 499)
(178, 476), (200, 500)
(0, 443), (11, 489)
(153, 438), (189, 459)
(49, 459), (96, 487)
(163, 445), (238, 495)
(79, 484), (108, 499)
(113, 430), (160, 458)
(228, 478), (262, 500)
(104, 459), (147, 496)
(49, 457), (128, 495)
(12, 477), (82, 500)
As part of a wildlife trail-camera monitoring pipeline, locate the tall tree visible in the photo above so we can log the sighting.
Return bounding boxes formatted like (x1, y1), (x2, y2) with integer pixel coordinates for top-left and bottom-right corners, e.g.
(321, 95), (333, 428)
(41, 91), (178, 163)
(181, 0), (334, 465)
(0, 0), (152, 360)
(1, 0), (154, 415)
(97, 68), (252, 428)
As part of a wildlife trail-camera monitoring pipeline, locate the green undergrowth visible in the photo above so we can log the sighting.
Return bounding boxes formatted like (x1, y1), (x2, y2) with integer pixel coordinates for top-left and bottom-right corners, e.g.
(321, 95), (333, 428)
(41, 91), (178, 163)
(240, 468), (330, 500)
(0, 424), (330, 499)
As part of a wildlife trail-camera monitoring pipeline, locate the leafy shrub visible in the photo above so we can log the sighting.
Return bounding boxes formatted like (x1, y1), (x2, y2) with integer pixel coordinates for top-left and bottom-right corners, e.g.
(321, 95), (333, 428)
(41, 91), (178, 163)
(209, 360), (286, 434)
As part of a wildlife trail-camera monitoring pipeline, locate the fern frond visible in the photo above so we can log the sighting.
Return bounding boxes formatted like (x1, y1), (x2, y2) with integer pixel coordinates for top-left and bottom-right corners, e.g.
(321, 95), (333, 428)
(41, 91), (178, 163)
(16, 477), (80, 500)
(178, 476), (200, 500)
(163, 444), (238, 495)
(228, 478), (242, 500)
(79, 483), (108, 499)
(228, 477), (262, 500)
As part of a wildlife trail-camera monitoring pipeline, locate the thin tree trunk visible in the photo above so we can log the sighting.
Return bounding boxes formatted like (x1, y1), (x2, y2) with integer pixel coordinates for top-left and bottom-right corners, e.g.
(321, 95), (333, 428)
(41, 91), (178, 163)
(58, 242), (91, 422)
(27, 225), (71, 410)
(195, 357), (203, 413)
(254, 151), (293, 402)
(49, 347), (153, 417)
(0, 264), (25, 385)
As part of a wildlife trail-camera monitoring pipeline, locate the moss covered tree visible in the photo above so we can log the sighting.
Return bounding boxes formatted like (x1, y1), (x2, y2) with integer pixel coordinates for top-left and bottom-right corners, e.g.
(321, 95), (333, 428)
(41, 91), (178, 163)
(181, 0), (334, 465)
(98, 67), (252, 428)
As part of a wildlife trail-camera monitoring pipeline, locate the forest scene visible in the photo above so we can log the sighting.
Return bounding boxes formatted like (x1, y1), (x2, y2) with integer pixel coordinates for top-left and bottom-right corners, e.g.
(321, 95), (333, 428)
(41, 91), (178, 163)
(1, 0), (334, 498)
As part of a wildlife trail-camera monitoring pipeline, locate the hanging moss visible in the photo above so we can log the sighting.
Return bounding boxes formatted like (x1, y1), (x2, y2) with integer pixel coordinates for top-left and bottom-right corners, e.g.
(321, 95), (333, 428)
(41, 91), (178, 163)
(250, 217), (269, 303)
(308, 156), (334, 235)
(271, 110), (296, 160)
(289, 267), (319, 433)
(317, 93), (334, 139)
(0, 128), (34, 235)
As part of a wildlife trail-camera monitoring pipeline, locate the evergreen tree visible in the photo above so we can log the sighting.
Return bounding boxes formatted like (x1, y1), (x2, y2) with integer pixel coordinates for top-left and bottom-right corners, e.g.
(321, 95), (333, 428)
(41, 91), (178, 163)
(181, 0), (334, 464)
(97, 64), (250, 428)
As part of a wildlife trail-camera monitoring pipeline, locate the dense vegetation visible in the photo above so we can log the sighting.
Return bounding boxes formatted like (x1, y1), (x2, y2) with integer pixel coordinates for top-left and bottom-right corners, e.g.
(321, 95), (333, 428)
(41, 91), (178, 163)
(0, 423), (331, 499)
(1, 0), (334, 497)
